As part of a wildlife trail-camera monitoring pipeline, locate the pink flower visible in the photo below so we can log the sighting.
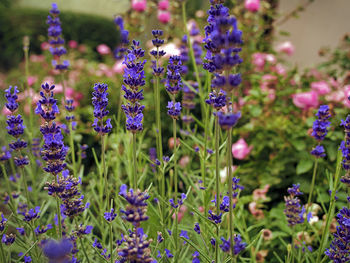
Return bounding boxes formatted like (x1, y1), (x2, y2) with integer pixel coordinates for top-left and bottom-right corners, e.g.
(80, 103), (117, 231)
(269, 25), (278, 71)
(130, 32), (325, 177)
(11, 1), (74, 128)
(244, 0), (260, 12)
(158, 0), (169, 10)
(343, 85), (350, 108)
(41, 42), (50, 51)
(273, 64), (286, 76)
(276, 41), (295, 56)
(292, 91), (319, 110)
(311, 81), (331, 95)
(232, 138), (252, 160)
(265, 54), (276, 64)
(253, 185), (270, 201)
(97, 44), (111, 55)
(158, 10), (171, 24)
(248, 202), (264, 219)
(78, 44), (87, 53)
(326, 90), (344, 103)
(29, 54), (45, 63)
(131, 0), (147, 12)
(172, 205), (187, 222)
(68, 40), (78, 49)
(179, 155), (190, 168)
(252, 52), (265, 71)
(2, 106), (11, 116)
(112, 60), (126, 74)
(27, 76), (37, 87)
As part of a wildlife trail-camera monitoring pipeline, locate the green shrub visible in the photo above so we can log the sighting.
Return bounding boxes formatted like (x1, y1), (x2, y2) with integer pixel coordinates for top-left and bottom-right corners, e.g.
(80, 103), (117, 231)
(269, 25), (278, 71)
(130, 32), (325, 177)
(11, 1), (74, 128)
(0, 6), (120, 70)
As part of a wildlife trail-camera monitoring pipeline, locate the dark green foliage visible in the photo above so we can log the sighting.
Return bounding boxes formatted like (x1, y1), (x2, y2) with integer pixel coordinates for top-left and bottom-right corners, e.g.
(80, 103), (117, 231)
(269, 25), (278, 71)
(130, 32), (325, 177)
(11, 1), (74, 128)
(0, 6), (120, 70)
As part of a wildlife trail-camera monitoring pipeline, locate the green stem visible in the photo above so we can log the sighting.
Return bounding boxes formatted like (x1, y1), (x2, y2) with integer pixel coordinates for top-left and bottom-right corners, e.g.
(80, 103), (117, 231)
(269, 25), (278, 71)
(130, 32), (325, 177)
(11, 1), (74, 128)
(316, 148), (342, 262)
(227, 129), (234, 259)
(307, 158), (319, 206)
(109, 222), (113, 263)
(0, 241), (5, 263)
(215, 112), (220, 263)
(101, 135), (109, 210)
(60, 73), (66, 102)
(56, 196), (62, 239)
(132, 133), (137, 189)
(1, 164), (15, 207)
(79, 235), (91, 263)
(21, 167), (31, 207)
(69, 123), (77, 177)
(24, 41), (34, 142)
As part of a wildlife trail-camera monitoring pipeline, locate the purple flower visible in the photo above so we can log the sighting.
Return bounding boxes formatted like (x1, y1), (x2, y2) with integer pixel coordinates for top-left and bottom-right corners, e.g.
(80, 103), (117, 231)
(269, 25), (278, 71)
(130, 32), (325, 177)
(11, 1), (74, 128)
(167, 101), (182, 119)
(0, 215), (7, 232)
(42, 239), (73, 262)
(92, 83), (112, 134)
(122, 40), (146, 133)
(0, 146), (12, 162)
(217, 111), (241, 130)
(194, 223), (201, 234)
(165, 249), (174, 258)
(311, 145), (326, 158)
(166, 56), (183, 95)
(113, 16), (129, 60)
(311, 105), (331, 141)
(47, 3), (69, 70)
(5, 86), (19, 112)
(179, 230), (189, 239)
(2, 234), (15, 245)
(284, 184), (305, 226)
(208, 210), (222, 224)
(18, 253), (32, 263)
(104, 208), (117, 222)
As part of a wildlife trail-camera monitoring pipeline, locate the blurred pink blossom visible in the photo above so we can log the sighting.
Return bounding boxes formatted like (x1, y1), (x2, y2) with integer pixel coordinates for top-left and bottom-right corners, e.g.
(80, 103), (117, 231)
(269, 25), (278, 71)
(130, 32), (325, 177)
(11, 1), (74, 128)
(273, 64), (286, 76)
(78, 44), (87, 53)
(158, 0), (169, 10)
(41, 42), (50, 50)
(253, 185), (270, 201)
(244, 0), (260, 12)
(276, 41), (295, 56)
(179, 155), (190, 168)
(292, 91), (319, 110)
(131, 0), (147, 12)
(249, 202), (264, 219)
(27, 76), (38, 87)
(232, 138), (252, 160)
(172, 205), (187, 222)
(311, 81), (331, 95)
(329, 78), (339, 88)
(252, 52), (265, 71)
(158, 10), (171, 24)
(267, 89), (276, 101)
(68, 40), (78, 49)
(30, 55), (45, 63)
(97, 44), (111, 55)
(265, 54), (276, 64)
(326, 90), (344, 103)
(112, 60), (126, 74)
(2, 106), (12, 116)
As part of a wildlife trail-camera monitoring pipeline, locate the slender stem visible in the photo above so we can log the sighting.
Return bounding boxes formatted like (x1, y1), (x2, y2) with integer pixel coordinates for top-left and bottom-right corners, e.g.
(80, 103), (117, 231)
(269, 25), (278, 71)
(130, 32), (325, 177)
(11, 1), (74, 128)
(69, 123), (77, 177)
(55, 195), (62, 239)
(215, 112), (220, 263)
(132, 133), (137, 189)
(79, 235), (91, 263)
(24, 41), (34, 141)
(109, 222), (113, 263)
(1, 164), (15, 207)
(307, 158), (319, 206)
(316, 148), (342, 262)
(227, 129), (234, 259)
(0, 242), (5, 263)
(21, 167), (31, 207)
(60, 73), (66, 102)
(101, 135), (109, 211)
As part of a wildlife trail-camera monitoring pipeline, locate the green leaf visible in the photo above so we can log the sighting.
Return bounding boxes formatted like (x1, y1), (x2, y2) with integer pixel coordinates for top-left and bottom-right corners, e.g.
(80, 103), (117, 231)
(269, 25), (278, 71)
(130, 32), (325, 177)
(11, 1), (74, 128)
(296, 159), (313, 174)
(290, 139), (306, 151)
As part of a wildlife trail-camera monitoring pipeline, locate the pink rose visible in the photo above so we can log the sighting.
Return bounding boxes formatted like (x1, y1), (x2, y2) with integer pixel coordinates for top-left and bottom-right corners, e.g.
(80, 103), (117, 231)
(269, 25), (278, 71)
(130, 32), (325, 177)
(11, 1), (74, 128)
(131, 0), (147, 12)
(244, 0), (260, 12)
(158, 10), (171, 24)
(252, 52), (265, 71)
(68, 40), (78, 49)
(27, 76), (37, 87)
(292, 91), (319, 110)
(248, 202), (264, 219)
(41, 42), (50, 51)
(112, 60), (126, 74)
(158, 0), (169, 10)
(326, 90), (344, 103)
(265, 54), (276, 64)
(276, 41), (295, 56)
(273, 64), (286, 76)
(232, 138), (252, 160)
(97, 44), (111, 55)
(311, 81), (331, 95)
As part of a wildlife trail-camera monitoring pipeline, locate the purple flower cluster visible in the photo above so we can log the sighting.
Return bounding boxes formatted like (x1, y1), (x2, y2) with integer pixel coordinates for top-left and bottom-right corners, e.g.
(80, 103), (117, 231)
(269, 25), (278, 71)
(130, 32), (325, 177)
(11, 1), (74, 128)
(114, 16), (130, 60)
(119, 185), (149, 226)
(122, 40), (146, 133)
(167, 101), (182, 119)
(150, 30), (166, 76)
(116, 228), (156, 263)
(92, 83), (112, 134)
(169, 193), (187, 209)
(311, 105), (331, 158)
(325, 206), (350, 262)
(5, 86), (29, 167)
(42, 239), (73, 263)
(219, 235), (246, 255)
(93, 238), (111, 260)
(217, 110), (241, 130)
(340, 116), (350, 173)
(46, 3), (69, 70)
(166, 56), (183, 95)
(2, 234), (16, 246)
(284, 184), (305, 226)
(104, 208), (117, 222)
(36, 83), (68, 175)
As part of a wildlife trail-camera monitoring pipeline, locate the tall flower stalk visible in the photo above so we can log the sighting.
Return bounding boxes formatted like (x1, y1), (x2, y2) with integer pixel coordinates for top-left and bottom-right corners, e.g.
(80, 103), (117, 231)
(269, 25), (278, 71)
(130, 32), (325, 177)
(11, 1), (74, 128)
(46, 3), (69, 98)
(92, 83), (112, 209)
(35, 82), (68, 238)
(203, 0), (243, 257)
(122, 40), (146, 189)
(165, 55), (183, 261)
(150, 29), (166, 220)
(5, 86), (30, 205)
